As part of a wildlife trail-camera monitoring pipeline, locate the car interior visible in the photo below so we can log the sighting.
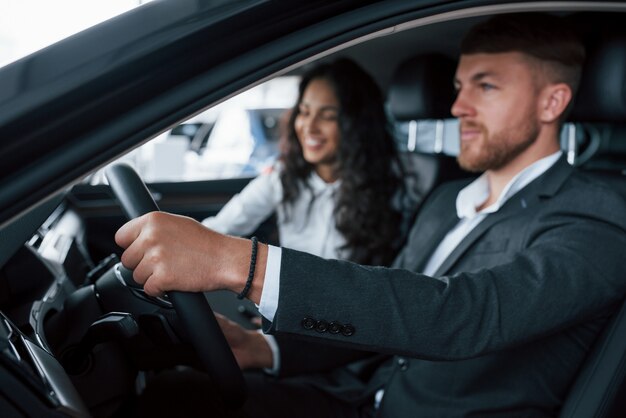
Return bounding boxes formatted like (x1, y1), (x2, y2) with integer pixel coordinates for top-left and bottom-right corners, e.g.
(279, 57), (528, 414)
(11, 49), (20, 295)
(555, 29), (626, 418)
(0, 4), (624, 417)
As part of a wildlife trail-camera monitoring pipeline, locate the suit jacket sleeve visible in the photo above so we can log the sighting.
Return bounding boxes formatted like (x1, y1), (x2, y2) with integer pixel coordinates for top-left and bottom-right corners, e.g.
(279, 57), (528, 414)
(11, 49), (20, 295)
(263, 176), (626, 361)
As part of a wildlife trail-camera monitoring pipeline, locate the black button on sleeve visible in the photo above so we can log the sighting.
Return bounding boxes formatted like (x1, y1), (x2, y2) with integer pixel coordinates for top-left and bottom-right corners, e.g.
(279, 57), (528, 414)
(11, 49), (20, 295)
(302, 317), (316, 330)
(341, 324), (355, 336)
(328, 321), (342, 334)
(315, 320), (329, 333)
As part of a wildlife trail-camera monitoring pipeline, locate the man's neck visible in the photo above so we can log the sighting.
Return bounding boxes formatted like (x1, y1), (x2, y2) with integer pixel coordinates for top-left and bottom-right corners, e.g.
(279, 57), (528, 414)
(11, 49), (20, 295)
(478, 134), (560, 211)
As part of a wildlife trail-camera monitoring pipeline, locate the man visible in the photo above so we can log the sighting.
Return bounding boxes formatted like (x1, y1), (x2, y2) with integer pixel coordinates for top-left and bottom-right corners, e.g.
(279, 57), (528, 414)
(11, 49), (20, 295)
(117, 13), (626, 417)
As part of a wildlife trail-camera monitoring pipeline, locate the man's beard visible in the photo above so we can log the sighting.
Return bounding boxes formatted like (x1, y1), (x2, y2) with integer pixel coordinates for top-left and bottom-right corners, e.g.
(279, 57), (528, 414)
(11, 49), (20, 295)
(457, 119), (540, 173)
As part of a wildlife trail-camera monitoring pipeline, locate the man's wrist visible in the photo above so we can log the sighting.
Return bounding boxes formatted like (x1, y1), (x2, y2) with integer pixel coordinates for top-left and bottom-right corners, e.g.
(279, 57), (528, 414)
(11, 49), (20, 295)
(219, 235), (267, 305)
(236, 237), (258, 300)
(247, 242), (267, 304)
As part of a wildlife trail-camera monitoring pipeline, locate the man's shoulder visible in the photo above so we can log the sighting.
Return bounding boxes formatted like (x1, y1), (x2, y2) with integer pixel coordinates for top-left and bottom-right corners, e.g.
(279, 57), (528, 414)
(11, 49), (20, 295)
(554, 168), (626, 219)
(564, 169), (625, 200)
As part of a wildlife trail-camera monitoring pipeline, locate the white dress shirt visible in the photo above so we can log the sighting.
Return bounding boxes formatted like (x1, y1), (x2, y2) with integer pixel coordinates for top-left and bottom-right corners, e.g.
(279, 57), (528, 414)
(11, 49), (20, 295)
(203, 165), (346, 259)
(259, 151), (563, 378)
(422, 150), (562, 276)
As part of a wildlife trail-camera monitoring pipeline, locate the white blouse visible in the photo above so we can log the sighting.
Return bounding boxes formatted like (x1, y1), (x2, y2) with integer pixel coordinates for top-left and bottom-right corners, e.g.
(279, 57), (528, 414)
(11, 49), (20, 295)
(202, 166), (347, 260)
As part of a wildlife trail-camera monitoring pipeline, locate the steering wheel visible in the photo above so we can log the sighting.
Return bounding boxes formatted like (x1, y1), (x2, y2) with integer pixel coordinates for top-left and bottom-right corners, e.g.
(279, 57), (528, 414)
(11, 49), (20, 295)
(105, 163), (246, 408)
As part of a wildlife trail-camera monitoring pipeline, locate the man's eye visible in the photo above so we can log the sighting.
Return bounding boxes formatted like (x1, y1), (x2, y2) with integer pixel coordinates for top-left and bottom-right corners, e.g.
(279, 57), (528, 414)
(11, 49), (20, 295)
(480, 83), (496, 91)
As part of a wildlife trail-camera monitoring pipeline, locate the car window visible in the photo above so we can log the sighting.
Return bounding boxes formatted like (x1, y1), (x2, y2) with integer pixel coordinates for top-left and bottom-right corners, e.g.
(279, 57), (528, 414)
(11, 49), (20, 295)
(92, 76), (300, 183)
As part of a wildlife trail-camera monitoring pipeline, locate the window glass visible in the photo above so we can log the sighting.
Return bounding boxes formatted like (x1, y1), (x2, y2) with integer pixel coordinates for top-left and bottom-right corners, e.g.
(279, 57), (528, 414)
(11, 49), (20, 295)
(94, 76), (300, 183)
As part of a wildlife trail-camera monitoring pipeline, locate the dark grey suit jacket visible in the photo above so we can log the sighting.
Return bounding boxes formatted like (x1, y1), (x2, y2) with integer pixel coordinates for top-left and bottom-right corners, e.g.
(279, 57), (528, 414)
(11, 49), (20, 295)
(265, 157), (626, 417)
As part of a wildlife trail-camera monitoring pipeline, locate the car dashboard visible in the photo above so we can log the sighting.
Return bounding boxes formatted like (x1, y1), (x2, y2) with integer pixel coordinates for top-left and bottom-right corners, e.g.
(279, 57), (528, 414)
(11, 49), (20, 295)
(0, 194), (197, 417)
(1, 195), (92, 416)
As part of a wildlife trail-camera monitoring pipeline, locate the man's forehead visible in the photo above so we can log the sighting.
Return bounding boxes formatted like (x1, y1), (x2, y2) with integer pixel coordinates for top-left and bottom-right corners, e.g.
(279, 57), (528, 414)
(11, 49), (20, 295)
(456, 51), (534, 79)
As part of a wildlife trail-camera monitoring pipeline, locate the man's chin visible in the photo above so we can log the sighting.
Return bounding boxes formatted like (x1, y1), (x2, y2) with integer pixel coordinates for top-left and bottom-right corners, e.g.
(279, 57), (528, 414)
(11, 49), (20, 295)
(457, 153), (488, 173)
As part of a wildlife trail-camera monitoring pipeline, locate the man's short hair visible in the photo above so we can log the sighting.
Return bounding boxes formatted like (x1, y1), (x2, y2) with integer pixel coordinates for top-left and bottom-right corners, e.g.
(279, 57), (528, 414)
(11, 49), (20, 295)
(461, 13), (585, 98)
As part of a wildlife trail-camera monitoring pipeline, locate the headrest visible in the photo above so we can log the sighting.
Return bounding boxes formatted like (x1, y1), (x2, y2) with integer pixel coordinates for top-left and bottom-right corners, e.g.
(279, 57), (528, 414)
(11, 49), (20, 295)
(388, 53), (457, 121)
(569, 37), (626, 123)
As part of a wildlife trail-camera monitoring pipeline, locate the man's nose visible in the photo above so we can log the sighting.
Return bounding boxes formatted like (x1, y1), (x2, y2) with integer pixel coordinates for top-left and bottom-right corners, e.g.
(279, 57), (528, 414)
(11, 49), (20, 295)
(451, 90), (474, 118)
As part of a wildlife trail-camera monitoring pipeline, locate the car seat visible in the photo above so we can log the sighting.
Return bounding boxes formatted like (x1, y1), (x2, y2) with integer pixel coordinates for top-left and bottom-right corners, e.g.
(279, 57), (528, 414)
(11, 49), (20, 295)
(386, 53), (473, 229)
(559, 35), (626, 418)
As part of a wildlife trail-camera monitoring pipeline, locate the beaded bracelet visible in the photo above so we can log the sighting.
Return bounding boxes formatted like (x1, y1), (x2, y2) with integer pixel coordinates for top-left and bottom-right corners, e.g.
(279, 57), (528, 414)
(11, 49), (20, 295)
(237, 236), (258, 299)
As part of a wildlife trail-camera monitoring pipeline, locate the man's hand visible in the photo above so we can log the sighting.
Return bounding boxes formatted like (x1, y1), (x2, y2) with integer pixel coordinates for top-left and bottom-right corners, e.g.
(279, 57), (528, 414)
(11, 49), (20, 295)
(114, 212), (267, 303)
(215, 313), (273, 370)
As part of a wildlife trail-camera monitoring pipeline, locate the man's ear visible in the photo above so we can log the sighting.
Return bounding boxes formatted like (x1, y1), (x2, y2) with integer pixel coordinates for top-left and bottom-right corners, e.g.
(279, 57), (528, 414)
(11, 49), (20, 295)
(539, 83), (573, 123)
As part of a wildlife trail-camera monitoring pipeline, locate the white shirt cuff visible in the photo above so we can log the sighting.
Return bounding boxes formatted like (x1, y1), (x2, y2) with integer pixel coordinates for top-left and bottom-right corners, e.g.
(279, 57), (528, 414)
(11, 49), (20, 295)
(258, 245), (281, 322)
(258, 331), (281, 375)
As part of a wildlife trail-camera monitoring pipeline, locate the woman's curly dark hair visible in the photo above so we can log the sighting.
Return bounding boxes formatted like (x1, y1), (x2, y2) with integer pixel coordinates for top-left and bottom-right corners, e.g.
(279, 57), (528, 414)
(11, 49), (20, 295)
(279, 58), (405, 266)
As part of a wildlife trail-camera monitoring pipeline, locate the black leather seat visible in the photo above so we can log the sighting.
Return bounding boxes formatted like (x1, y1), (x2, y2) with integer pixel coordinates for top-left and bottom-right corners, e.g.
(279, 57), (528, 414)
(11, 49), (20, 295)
(559, 35), (626, 418)
(387, 53), (472, 214)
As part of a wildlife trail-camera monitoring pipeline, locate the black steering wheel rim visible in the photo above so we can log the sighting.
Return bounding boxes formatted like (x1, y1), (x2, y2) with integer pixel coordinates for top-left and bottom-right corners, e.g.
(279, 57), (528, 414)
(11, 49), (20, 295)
(105, 162), (246, 408)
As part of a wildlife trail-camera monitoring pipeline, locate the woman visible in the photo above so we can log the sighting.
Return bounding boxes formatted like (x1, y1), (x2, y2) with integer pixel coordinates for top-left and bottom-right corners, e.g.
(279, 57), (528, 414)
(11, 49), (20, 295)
(136, 59), (407, 415)
(203, 58), (404, 266)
